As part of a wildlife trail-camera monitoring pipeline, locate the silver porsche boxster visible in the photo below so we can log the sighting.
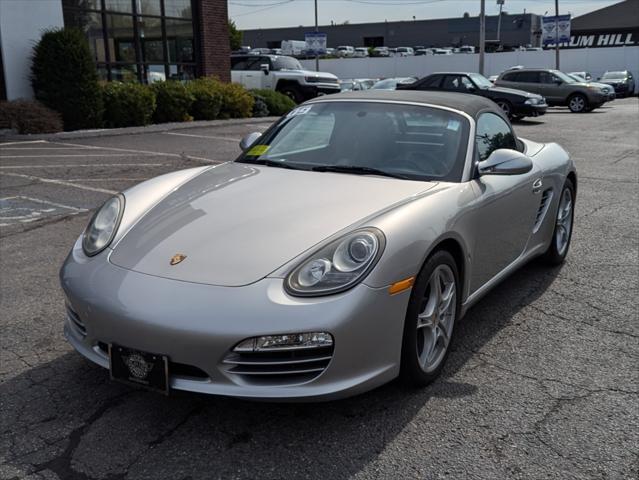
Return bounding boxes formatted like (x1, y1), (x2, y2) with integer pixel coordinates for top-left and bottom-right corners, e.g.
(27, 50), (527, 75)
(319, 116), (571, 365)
(60, 91), (576, 400)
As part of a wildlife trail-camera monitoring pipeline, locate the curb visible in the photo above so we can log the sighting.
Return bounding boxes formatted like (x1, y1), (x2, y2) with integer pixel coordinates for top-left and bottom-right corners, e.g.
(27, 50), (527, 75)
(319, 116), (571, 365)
(0, 116), (280, 142)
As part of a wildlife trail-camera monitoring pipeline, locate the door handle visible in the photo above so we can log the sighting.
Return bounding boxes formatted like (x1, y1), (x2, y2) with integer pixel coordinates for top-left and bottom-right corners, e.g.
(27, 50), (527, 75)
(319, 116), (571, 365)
(532, 178), (543, 193)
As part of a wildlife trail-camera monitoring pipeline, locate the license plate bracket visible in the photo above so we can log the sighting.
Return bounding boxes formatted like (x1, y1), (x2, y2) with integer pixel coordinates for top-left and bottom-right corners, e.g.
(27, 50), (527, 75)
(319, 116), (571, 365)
(109, 344), (169, 395)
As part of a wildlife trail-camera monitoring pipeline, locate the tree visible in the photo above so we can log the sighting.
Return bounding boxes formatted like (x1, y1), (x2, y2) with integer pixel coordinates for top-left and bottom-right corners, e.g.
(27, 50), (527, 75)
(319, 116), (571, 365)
(31, 28), (103, 130)
(229, 19), (243, 51)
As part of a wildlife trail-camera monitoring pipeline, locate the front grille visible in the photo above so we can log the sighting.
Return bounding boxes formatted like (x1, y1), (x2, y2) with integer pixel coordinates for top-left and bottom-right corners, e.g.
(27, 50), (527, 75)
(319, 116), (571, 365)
(96, 342), (209, 380)
(67, 306), (86, 336)
(222, 345), (334, 386)
(533, 188), (554, 233)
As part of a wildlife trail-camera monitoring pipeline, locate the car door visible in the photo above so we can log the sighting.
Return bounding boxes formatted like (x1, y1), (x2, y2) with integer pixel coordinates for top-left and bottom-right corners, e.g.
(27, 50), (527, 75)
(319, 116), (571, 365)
(441, 74), (476, 95)
(513, 71), (541, 95)
(469, 112), (542, 292)
(230, 56), (248, 84)
(413, 74), (444, 90)
(539, 71), (566, 103)
(241, 57), (269, 89)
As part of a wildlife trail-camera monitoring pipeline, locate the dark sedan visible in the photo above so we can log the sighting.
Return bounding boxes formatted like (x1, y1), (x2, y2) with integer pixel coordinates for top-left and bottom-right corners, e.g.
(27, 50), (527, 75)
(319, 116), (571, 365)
(599, 71), (636, 98)
(399, 72), (547, 120)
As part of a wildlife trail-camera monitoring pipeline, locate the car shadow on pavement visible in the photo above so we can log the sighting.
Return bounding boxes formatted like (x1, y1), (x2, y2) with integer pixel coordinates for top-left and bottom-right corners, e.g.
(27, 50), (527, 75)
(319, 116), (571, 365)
(1, 260), (562, 480)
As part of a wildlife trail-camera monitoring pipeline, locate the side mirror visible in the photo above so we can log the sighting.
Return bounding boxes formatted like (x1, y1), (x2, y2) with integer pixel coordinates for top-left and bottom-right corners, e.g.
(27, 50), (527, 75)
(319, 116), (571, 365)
(239, 132), (262, 152)
(478, 149), (533, 176)
(260, 64), (270, 75)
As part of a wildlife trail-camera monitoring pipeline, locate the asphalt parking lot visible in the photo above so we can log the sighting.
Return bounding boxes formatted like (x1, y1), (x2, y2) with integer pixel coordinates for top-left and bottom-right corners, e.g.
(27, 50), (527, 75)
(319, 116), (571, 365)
(1, 99), (637, 480)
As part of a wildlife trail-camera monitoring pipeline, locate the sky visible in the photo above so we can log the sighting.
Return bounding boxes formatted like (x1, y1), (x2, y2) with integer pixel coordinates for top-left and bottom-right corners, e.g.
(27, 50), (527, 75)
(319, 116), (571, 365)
(229, 0), (620, 30)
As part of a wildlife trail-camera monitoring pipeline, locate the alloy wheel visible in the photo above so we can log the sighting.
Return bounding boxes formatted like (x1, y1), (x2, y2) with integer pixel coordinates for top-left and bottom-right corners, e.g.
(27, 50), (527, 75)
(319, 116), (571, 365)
(555, 187), (573, 256)
(416, 264), (456, 373)
(497, 101), (511, 118)
(569, 96), (586, 112)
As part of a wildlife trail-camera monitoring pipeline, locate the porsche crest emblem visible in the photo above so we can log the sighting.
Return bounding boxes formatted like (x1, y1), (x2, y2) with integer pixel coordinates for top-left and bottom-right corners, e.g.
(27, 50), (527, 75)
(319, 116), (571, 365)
(170, 253), (187, 266)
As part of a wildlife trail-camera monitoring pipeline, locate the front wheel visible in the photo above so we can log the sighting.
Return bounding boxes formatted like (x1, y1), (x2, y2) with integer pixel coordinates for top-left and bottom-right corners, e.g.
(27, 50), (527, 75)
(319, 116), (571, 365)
(542, 179), (575, 265)
(568, 94), (588, 113)
(496, 100), (513, 119)
(278, 86), (303, 104)
(400, 250), (460, 387)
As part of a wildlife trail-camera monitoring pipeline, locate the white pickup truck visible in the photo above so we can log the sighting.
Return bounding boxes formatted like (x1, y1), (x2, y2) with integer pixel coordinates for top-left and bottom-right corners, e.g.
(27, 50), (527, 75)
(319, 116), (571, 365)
(230, 54), (340, 103)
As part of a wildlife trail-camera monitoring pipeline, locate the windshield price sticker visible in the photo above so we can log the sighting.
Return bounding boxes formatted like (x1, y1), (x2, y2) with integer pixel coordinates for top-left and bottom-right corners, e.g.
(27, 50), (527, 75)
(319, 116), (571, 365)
(287, 106), (313, 117)
(247, 145), (270, 156)
(447, 119), (461, 131)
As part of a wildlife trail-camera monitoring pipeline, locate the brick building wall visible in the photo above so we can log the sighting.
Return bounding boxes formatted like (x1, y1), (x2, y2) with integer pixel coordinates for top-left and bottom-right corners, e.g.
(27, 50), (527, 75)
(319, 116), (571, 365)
(196, 0), (231, 81)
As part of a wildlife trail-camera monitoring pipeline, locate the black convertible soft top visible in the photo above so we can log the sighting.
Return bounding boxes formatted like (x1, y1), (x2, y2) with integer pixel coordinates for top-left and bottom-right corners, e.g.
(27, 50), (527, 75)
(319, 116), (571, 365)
(308, 90), (503, 120)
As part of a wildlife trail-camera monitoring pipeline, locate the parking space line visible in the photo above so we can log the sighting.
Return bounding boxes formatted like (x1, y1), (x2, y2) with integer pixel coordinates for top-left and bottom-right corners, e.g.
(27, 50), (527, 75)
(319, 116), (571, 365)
(2, 195), (87, 212)
(1, 172), (117, 194)
(0, 140), (48, 146)
(0, 163), (167, 169)
(52, 140), (220, 163)
(1, 153), (158, 158)
(164, 132), (241, 142)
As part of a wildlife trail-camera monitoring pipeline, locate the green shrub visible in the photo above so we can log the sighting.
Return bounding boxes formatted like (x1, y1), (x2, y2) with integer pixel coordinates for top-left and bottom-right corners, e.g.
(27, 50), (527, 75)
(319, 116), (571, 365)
(187, 77), (222, 120)
(250, 93), (270, 117)
(250, 89), (296, 116)
(31, 28), (103, 131)
(102, 82), (156, 128)
(216, 82), (254, 119)
(0, 100), (63, 134)
(151, 81), (194, 123)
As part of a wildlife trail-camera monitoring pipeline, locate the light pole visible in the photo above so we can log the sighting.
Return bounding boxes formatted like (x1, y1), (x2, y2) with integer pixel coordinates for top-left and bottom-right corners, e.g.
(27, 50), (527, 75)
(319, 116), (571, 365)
(496, 0), (504, 45)
(554, 0), (560, 69)
(479, 0), (486, 74)
(315, 0), (319, 71)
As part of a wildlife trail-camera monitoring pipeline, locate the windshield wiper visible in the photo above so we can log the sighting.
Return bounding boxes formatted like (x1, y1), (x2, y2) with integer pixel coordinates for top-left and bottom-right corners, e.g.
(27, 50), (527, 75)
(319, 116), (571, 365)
(240, 158), (305, 170)
(312, 165), (410, 179)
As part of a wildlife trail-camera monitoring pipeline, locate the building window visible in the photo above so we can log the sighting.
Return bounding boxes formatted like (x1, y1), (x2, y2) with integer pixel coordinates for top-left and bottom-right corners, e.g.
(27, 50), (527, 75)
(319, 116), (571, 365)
(63, 0), (197, 83)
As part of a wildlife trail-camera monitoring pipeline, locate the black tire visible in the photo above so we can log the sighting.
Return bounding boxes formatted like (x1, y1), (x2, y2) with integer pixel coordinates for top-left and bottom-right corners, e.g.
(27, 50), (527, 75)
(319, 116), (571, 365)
(568, 93), (588, 113)
(496, 99), (513, 119)
(278, 86), (303, 104)
(541, 178), (575, 265)
(400, 250), (461, 387)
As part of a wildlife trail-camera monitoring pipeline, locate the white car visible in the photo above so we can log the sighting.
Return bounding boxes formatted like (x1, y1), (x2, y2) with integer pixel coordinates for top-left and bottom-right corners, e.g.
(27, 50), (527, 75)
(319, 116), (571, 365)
(458, 45), (475, 54)
(372, 46), (390, 57)
(396, 47), (415, 57)
(336, 46), (355, 57)
(230, 54), (339, 103)
(354, 47), (369, 58)
(432, 49), (453, 55)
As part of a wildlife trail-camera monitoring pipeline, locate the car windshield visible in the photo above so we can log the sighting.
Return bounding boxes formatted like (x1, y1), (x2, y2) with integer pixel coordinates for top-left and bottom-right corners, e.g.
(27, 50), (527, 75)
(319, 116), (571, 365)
(601, 71), (626, 79)
(272, 56), (303, 71)
(469, 73), (493, 88)
(553, 71), (576, 83)
(568, 74), (585, 82)
(372, 79), (397, 89)
(236, 102), (470, 182)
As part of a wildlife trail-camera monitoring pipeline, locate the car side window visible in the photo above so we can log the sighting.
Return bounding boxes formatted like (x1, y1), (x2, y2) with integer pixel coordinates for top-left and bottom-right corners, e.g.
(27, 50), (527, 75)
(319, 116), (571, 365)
(518, 71), (540, 83)
(244, 57), (264, 71)
(443, 75), (473, 92)
(420, 75), (443, 88)
(476, 113), (517, 161)
(231, 57), (248, 70)
(501, 72), (516, 81)
(540, 71), (558, 84)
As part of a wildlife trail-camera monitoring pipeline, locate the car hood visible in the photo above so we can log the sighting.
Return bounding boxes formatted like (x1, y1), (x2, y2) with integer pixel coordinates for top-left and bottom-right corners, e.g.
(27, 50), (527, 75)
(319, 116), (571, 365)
(284, 69), (338, 80)
(487, 86), (541, 98)
(110, 162), (435, 286)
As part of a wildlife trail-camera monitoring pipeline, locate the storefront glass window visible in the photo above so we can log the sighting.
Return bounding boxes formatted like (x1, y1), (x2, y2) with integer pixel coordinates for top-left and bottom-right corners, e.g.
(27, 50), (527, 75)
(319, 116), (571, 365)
(166, 19), (193, 63)
(63, 10), (107, 62)
(140, 16), (164, 62)
(104, 0), (133, 13)
(137, 0), (162, 16)
(164, 0), (192, 19)
(106, 14), (136, 62)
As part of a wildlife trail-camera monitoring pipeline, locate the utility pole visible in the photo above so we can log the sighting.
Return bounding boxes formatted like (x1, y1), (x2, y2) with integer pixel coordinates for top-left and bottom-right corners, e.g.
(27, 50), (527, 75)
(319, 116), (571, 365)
(315, 0), (319, 71)
(496, 0), (504, 45)
(554, 0), (560, 69)
(479, 0), (486, 74)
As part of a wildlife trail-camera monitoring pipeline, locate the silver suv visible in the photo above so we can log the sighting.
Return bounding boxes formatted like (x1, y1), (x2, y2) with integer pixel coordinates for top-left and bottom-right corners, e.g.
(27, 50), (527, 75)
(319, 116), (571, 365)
(496, 68), (607, 113)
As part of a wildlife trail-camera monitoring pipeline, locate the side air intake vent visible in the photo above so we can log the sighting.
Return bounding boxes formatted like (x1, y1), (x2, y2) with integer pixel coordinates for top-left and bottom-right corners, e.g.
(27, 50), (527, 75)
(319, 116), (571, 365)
(533, 188), (554, 233)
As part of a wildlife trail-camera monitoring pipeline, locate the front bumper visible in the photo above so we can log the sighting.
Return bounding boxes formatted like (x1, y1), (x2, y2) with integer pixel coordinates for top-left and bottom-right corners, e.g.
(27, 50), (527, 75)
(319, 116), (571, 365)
(513, 103), (547, 117)
(60, 241), (410, 401)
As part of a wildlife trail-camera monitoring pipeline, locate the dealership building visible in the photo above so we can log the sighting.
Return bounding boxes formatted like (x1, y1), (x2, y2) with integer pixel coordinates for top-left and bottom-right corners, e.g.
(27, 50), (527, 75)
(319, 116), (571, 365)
(0, 0), (230, 101)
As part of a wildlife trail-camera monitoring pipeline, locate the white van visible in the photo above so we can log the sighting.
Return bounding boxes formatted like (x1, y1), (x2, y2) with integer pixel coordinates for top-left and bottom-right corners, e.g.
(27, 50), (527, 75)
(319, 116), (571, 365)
(336, 46), (355, 57)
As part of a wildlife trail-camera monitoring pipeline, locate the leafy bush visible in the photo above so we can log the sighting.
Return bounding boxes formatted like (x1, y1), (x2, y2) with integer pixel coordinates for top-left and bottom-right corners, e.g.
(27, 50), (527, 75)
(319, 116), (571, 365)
(187, 77), (222, 120)
(151, 81), (194, 123)
(250, 93), (270, 117)
(102, 82), (156, 128)
(31, 28), (103, 130)
(0, 100), (63, 134)
(216, 82), (254, 119)
(250, 89), (295, 116)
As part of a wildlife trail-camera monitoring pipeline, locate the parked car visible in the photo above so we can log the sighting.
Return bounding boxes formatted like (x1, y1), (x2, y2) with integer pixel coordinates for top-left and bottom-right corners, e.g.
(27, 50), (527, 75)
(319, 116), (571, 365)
(324, 48), (335, 56)
(432, 48), (453, 55)
(230, 54), (339, 103)
(281, 40), (306, 56)
(354, 47), (369, 58)
(396, 47), (415, 56)
(598, 71), (636, 97)
(339, 79), (367, 91)
(356, 78), (378, 90)
(415, 49), (430, 56)
(457, 45), (476, 54)
(496, 68), (607, 113)
(336, 46), (355, 57)
(567, 74), (615, 101)
(372, 77), (418, 90)
(272, 48), (283, 55)
(371, 46), (390, 57)
(399, 72), (547, 120)
(488, 75), (498, 84)
(61, 90), (577, 400)
(569, 71), (592, 81)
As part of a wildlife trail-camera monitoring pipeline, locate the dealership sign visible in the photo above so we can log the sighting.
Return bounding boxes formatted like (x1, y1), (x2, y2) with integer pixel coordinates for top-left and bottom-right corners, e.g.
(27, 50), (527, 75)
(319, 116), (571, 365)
(562, 29), (639, 48)
(305, 32), (327, 55)
(542, 15), (571, 46)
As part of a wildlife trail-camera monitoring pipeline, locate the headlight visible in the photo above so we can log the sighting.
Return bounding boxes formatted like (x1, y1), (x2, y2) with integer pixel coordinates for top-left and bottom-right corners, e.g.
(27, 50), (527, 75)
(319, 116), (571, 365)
(285, 228), (385, 296)
(525, 97), (539, 105)
(82, 195), (124, 256)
